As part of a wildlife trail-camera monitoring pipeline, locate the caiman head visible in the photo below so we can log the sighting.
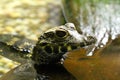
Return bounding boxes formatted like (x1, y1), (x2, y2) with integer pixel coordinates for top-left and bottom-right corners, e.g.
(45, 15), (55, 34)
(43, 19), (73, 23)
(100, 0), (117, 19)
(32, 23), (96, 64)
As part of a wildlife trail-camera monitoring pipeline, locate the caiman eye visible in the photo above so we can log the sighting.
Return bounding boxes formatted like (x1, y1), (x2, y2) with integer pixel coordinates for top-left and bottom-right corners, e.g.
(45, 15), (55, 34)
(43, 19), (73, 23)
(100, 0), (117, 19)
(55, 30), (68, 38)
(44, 32), (54, 38)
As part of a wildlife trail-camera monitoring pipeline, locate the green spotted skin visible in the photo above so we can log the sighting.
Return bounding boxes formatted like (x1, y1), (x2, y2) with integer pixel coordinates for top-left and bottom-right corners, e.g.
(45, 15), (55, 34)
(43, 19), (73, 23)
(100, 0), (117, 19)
(32, 23), (96, 64)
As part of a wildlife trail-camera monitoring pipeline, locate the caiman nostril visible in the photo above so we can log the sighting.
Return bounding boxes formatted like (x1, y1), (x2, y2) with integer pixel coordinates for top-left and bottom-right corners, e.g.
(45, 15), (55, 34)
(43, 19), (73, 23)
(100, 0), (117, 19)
(55, 30), (67, 38)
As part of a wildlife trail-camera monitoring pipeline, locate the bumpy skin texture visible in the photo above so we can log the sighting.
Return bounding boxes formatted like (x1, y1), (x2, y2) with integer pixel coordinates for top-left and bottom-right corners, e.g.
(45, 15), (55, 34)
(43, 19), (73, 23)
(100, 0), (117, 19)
(0, 23), (96, 64)
(0, 23), (96, 80)
(32, 23), (96, 64)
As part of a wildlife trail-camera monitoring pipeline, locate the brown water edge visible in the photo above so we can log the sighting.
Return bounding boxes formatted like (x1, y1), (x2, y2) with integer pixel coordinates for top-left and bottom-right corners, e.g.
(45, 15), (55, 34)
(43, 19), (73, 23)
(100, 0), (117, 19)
(63, 39), (120, 80)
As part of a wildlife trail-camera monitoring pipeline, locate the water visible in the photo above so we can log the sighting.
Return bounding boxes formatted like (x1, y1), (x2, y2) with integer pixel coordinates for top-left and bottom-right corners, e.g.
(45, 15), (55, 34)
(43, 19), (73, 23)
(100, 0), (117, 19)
(62, 0), (120, 80)
(62, 0), (120, 56)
